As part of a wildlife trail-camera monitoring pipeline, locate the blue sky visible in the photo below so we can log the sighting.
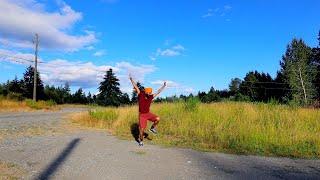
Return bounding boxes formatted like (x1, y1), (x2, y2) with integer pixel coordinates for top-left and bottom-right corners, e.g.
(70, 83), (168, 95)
(0, 0), (319, 97)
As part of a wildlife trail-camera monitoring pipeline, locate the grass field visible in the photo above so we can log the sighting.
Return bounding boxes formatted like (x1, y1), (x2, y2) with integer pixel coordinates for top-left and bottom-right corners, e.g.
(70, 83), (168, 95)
(72, 101), (320, 158)
(0, 97), (58, 112)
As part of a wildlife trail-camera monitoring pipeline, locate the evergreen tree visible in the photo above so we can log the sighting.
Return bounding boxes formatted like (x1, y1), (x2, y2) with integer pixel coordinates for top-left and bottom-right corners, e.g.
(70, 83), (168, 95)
(240, 71), (259, 101)
(72, 88), (87, 104)
(280, 39), (316, 105)
(92, 95), (97, 104)
(8, 76), (23, 94)
(87, 92), (93, 104)
(0, 83), (4, 95)
(229, 78), (242, 96)
(273, 71), (290, 103)
(197, 91), (207, 102)
(97, 68), (122, 106)
(120, 93), (131, 105)
(21, 66), (45, 100)
(207, 87), (221, 102)
(62, 82), (71, 103)
(44, 85), (59, 103)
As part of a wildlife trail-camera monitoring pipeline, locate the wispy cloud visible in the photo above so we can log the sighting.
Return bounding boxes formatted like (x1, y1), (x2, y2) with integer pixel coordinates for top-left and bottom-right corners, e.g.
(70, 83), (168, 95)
(0, 0), (97, 51)
(93, 50), (106, 57)
(151, 80), (194, 95)
(150, 44), (185, 60)
(202, 4), (232, 20)
(151, 80), (179, 88)
(100, 0), (118, 4)
(202, 9), (213, 18)
(86, 46), (95, 50)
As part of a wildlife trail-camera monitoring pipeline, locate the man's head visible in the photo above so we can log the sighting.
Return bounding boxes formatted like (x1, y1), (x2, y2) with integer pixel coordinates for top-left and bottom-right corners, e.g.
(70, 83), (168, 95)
(144, 87), (153, 95)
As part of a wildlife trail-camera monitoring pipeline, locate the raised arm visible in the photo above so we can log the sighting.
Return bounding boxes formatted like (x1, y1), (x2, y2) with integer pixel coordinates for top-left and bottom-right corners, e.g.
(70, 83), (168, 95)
(129, 75), (140, 94)
(153, 81), (166, 98)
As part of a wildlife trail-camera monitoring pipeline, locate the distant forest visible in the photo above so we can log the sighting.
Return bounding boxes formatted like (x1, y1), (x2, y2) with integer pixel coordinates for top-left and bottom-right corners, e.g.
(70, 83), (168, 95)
(1, 31), (320, 107)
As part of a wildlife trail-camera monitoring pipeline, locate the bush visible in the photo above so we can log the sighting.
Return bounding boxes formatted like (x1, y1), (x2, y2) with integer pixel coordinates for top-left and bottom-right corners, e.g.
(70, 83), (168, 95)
(25, 99), (56, 109)
(184, 97), (200, 111)
(7, 92), (25, 101)
(234, 93), (250, 102)
(89, 108), (119, 122)
(268, 98), (279, 105)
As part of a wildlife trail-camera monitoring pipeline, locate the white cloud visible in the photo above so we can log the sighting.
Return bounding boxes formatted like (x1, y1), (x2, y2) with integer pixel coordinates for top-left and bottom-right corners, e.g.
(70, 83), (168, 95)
(0, 48), (156, 92)
(0, 0), (96, 51)
(151, 80), (194, 95)
(150, 44), (185, 60)
(93, 50), (106, 57)
(172, 44), (185, 51)
(184, 88), (195, 94)
(40, 59), (117, 88)
(151, 80), (179, 88)
(202, 9), (213, 18)
(149, 56), (156, 61)
(202, 5), (232, 19)
(157, 48), (181, 57)
(40, 61), (156, 91)
(116, 61), (156, 82)
(86, 46), (95, 50)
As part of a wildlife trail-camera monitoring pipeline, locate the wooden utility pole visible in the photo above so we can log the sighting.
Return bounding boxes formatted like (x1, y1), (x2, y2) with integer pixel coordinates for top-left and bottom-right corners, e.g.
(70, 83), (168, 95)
(33, 34), (39, 101)
(298, 67), (307, 105)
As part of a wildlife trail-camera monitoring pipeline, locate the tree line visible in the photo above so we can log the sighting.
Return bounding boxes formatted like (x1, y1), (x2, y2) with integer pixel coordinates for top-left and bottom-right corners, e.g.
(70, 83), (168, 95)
(156, 31), (320, 107)
(0, 67), (133, 105)
(1, 31), (319, 107)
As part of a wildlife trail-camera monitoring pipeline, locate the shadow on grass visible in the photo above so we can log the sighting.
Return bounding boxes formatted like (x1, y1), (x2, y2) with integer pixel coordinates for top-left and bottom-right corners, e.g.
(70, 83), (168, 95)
(130, 123), (152, 142)
(36, 138), (81, 180)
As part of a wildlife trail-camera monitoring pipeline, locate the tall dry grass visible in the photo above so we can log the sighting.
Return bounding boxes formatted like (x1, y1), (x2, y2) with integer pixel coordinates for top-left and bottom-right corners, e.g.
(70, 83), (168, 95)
(0, 97), (58, 112)
(72, 101), (320, 158)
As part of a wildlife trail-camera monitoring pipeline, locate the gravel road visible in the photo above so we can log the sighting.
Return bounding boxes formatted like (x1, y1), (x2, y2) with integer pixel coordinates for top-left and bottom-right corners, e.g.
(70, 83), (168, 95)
(0, 108), (320, 180)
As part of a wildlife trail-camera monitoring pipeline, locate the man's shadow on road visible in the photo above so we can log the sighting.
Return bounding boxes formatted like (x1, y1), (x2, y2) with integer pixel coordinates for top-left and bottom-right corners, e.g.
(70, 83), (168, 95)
(36, 138), (81, 180)
(130, 123), (152, 142)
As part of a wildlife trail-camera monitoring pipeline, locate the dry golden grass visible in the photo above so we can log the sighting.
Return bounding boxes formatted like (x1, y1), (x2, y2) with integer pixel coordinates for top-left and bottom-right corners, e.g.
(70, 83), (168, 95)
(66, 101), (320, 158)
(0, 99), (31, 112)
(0, 98), (59, 113)
(0, 161), (26, 180)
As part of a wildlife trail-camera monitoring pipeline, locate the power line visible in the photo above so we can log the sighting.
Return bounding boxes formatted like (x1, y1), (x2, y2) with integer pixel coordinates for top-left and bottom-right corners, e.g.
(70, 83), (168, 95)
(239, 80), (320, 85)
(0, 56), (108, 73)
(0, 53), (34, 63)
(0, 57), (32, 65)
(241, 81), (289, 85)
(239, 85), (315, 91)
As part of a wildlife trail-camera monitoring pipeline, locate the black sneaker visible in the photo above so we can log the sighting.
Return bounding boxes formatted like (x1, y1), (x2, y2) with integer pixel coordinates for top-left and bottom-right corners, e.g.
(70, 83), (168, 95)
(149, 128), (158, 135)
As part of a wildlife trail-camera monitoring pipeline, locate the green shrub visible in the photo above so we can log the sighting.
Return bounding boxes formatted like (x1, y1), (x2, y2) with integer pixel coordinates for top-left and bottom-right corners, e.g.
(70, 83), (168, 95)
(89, 108), (119, 122)
(184, 97), (200, 111)
(25, 99), (56, 109)
(7, 92), (25, 101)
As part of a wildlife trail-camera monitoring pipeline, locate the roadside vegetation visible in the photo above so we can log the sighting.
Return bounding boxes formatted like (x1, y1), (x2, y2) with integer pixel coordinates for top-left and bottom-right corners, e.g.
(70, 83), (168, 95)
(71, 100), (320, 159)
(0, 96), (57, 112)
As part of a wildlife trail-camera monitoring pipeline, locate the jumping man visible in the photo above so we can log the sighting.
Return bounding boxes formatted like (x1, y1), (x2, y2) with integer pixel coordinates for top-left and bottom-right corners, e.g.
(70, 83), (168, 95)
(129, 75), (166, 146)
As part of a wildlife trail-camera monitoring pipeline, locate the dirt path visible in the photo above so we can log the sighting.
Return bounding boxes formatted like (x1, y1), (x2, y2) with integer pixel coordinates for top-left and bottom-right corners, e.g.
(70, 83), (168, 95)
(0, 108), (319, 180)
